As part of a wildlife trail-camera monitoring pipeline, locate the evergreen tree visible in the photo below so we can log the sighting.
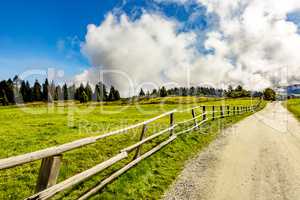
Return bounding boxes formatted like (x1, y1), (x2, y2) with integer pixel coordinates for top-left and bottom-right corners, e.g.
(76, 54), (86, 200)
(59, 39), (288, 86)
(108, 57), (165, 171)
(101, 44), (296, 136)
(159, 86), (168, 97)
(181, 87), (188, 96)
(25, 81), (32, 102)
(20, 81), (27, 102)
(94, 82), (108, 102)
(108, 86), (116, 101)
(68, 84), (76, 100)
(94, 84), (99, 101)
(151, 89), (158, 97)
(54, 85), (62, 101)
(0, 92), (8, 106)
(0, 81), (8, 105)
(13, 75), (19, 83)
(139, 88), (145, 97)
(101, 82), (108, 101)
(114, 89), (120, 100)
(49, 81), (56, 101)
(146, 91), (150, 97)
(85, 83), (93, 101)
(6, 79), (15, 104)
(174, 87), (179, 96)
(32, 80), (42, 101)
(42, 78), (50, 101)
(108, 86), (120, 101)
(189, 87), (196, 96)
(63, 83), (68, 101)
(13, 75), (21, 103)
(75, 83), (86, 103)
(81, 91), (88, 103)
(10, 81), (32, 103)
(94, 83), (107, 102)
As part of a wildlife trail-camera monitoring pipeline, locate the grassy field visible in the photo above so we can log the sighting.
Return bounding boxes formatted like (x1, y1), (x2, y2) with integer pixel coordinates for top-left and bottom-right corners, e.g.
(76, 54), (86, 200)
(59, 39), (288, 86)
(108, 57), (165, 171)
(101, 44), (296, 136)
(0, 97), (264, 199)
(286, 99), (300, 120)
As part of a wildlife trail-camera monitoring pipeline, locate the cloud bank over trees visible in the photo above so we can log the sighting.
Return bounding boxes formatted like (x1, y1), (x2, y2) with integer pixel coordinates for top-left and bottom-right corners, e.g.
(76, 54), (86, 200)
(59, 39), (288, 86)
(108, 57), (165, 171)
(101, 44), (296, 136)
(76, 0), (300, 96)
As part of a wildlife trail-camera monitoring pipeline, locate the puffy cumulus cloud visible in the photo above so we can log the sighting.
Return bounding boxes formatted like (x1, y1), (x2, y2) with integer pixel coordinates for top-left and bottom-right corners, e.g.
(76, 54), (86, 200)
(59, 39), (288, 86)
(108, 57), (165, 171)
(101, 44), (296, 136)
(78, 12), (235, 96)
(77, 0), (300, 96)
(79, 13), (199, 96)
(198, 0), (300, 89)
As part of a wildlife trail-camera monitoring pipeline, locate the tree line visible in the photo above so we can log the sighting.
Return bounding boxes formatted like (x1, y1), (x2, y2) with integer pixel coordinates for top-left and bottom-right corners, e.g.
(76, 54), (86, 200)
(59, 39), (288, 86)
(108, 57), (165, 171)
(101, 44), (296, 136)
(138, 86), (226, 98)
(138, 85), (258, 98)
(0, 75), (266, 106)
(0, 76), (121, 105)
(225, 85), (252, 98)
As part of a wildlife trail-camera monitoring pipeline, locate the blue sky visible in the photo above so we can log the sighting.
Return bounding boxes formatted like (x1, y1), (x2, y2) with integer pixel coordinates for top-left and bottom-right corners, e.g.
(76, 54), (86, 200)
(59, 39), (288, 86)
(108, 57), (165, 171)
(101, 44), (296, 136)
(288, 11), (300, 32)
(0, 0), (214, 81)
(1, 0), (300, 90)
(0, 0), (120, 80)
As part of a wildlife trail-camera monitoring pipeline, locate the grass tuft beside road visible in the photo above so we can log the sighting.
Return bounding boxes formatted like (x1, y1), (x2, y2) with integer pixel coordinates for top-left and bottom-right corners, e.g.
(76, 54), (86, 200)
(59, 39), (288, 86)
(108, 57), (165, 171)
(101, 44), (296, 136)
(286, 99), (300, 120)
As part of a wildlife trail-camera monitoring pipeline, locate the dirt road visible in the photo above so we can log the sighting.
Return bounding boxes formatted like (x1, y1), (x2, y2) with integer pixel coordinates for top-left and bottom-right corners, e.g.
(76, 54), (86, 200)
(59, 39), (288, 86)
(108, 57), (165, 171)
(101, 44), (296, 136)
(164, 102), (300, 200)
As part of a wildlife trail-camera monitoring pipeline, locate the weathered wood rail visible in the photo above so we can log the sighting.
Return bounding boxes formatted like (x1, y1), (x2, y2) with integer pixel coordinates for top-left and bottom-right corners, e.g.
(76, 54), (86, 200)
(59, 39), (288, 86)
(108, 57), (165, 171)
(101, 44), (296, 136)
(0, 101), (262, 200)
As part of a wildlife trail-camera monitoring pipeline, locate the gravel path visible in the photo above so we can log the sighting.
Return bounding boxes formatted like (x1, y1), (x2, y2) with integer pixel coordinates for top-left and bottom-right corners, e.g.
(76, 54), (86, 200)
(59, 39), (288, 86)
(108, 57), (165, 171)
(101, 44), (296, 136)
(163, 102), (300, 200)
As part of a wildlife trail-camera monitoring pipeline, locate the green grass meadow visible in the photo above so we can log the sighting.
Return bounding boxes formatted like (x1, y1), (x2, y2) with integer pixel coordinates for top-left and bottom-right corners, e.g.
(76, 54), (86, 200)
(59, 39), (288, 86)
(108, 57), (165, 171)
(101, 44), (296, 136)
(0, 97), (263, 199)
(286, 98), (300, 120)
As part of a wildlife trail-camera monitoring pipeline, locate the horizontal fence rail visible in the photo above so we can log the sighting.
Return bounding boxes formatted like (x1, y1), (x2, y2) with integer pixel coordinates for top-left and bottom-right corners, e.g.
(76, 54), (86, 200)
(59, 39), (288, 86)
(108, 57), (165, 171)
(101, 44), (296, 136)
(0, 110), (176, 170)
(0, 101), (262, 200)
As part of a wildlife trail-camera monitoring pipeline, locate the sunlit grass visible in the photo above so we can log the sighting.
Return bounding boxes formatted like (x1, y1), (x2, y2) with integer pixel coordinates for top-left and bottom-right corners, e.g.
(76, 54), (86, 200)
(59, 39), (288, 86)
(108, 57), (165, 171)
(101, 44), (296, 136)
(0, 97), (263, 199)
(286, 99), (300, 120)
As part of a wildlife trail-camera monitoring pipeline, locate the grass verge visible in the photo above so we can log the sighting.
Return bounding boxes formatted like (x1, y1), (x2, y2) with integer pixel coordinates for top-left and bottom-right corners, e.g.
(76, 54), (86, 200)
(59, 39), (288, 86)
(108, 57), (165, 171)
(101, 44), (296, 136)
(285, 99), (300, 120)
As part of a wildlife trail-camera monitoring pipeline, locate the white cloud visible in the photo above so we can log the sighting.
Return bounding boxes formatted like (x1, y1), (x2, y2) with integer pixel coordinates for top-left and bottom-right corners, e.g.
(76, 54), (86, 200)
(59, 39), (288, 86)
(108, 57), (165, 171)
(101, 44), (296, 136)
(198, 0), (300, 89)
(79, 13), (199, 96)
(77, 0), (300, 96)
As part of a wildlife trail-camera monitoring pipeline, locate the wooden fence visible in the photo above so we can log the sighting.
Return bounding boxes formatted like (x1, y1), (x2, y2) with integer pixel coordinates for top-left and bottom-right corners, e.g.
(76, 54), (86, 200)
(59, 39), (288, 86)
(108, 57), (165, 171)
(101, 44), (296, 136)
(0, 102), (262, 200)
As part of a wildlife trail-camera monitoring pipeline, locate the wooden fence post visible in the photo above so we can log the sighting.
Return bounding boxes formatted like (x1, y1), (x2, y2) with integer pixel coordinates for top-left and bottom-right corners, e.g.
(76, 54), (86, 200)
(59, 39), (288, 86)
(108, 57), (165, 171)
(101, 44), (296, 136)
(227, 106), (230, 116)
(35, 155), (62, 192)
(233, 106), (235, 115)
(220, 106), (224, 118)
(237, 106), (239, 114)
(212, 106), (215, 120)
(191, 109), (198, 127)
(203, 106), (206, 120)
(170, 113), (174, 136)
(133, 124), (147, 159)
